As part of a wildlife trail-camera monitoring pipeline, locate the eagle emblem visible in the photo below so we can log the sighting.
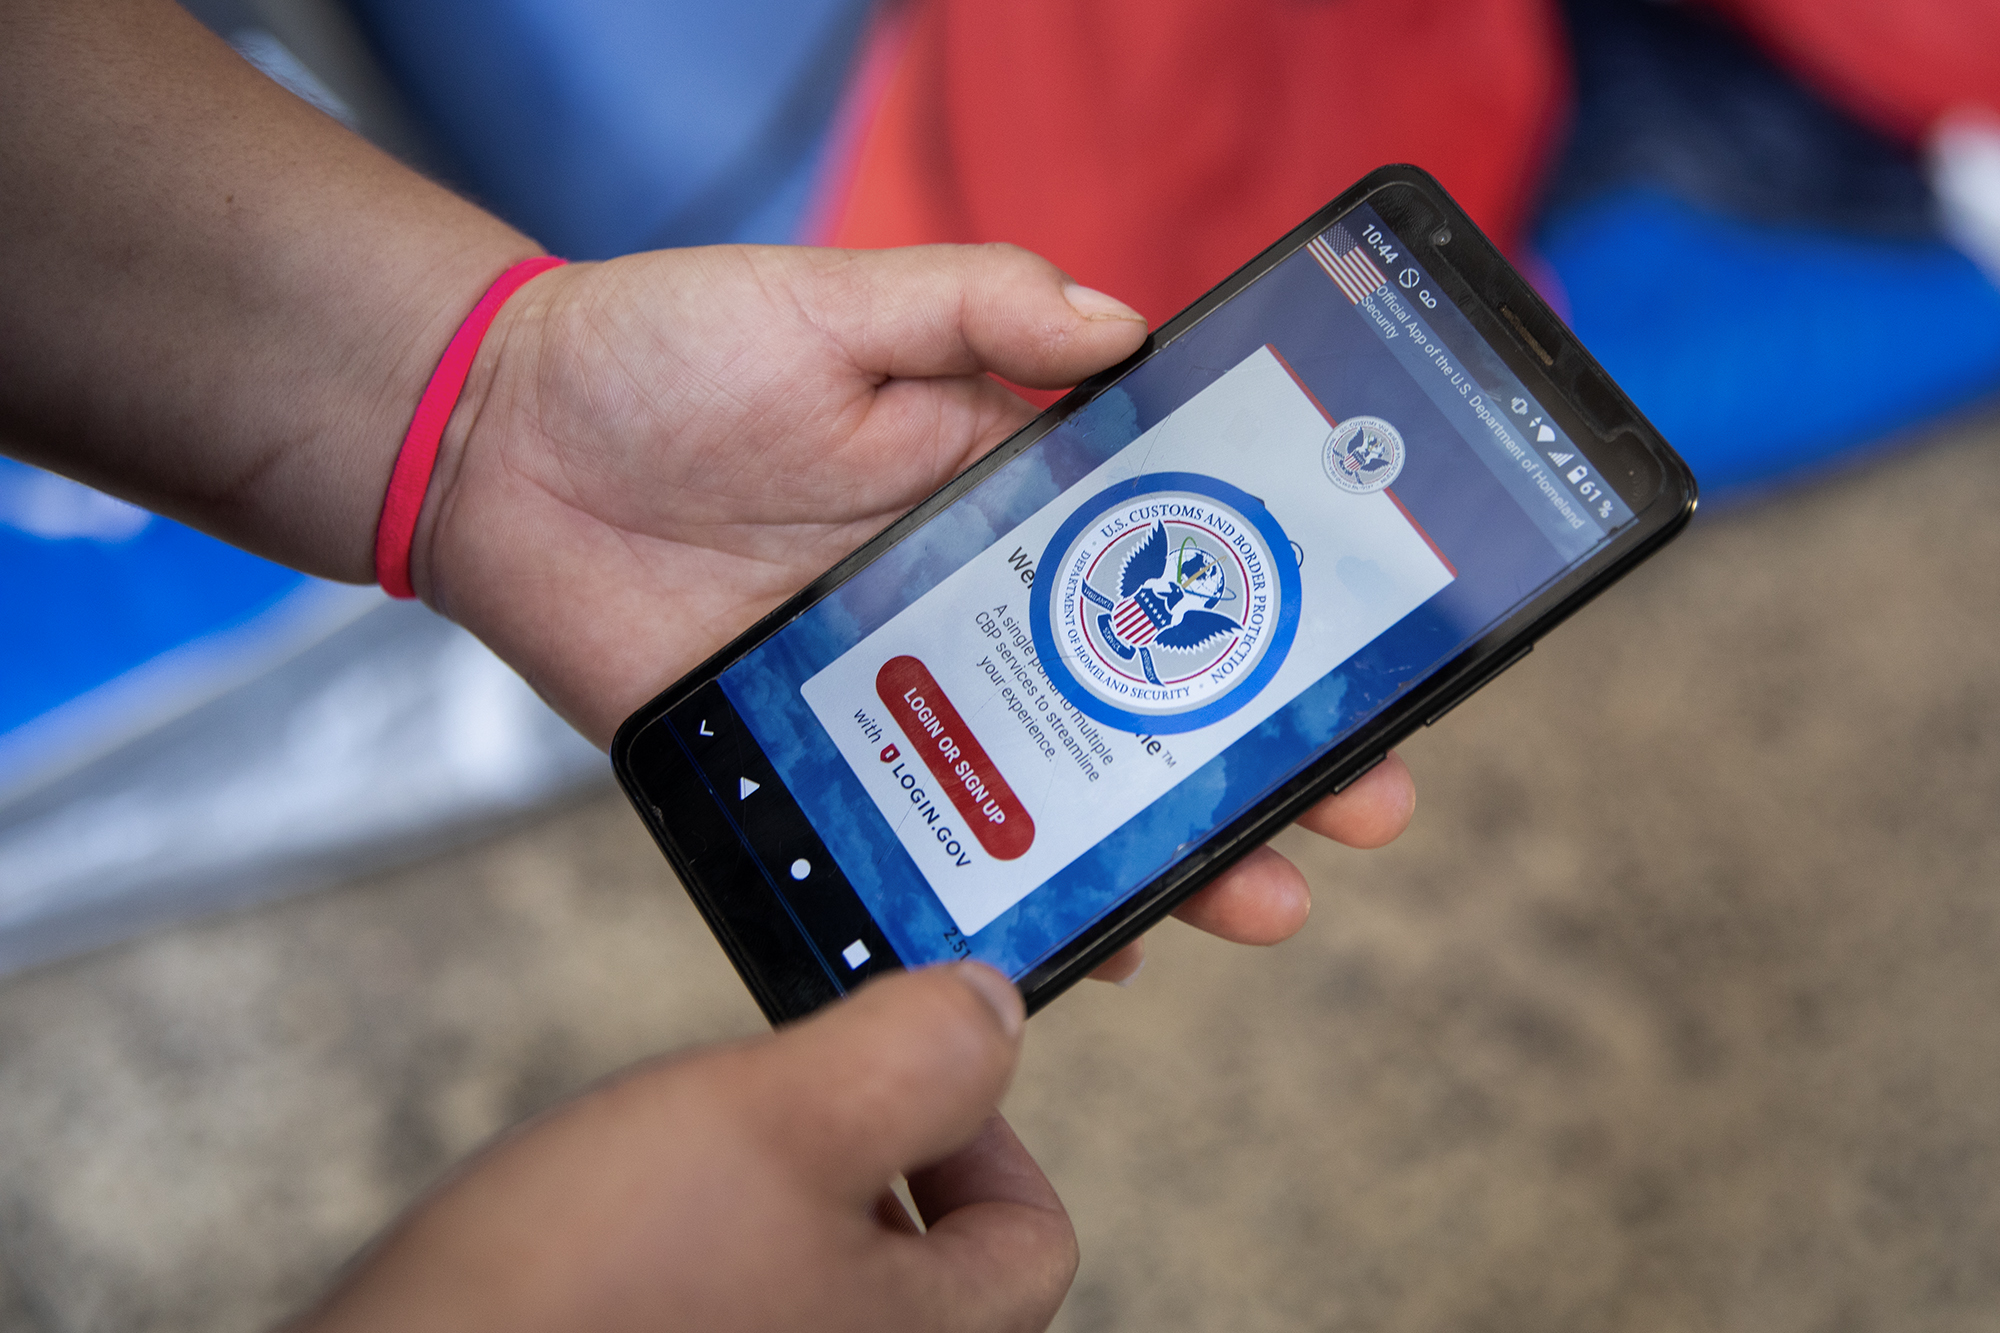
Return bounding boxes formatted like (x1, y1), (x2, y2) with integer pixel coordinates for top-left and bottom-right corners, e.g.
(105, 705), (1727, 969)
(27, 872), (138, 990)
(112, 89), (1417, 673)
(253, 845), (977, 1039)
(1338, 426), (1393, 480)
(1093, 521), (1242, 680)
(1033, 472), (1300, 734)
(1323, 415), (1405, 494)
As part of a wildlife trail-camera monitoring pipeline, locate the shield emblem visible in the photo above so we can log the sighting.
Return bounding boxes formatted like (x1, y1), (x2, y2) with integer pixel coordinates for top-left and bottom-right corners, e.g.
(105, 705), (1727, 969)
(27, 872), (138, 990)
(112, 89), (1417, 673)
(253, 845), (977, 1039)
(1108, 587), (1172, 648)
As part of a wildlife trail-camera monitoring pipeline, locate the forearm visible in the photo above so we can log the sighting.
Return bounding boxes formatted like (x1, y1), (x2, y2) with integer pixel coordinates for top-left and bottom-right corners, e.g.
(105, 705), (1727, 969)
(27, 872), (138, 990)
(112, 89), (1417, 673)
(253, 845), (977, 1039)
(0, 0), (538, 581)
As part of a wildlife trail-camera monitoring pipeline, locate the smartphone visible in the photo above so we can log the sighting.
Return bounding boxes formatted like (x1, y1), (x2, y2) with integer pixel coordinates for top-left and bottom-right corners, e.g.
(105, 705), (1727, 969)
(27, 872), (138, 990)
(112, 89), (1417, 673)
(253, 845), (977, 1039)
(612, 165), (1696, 1024)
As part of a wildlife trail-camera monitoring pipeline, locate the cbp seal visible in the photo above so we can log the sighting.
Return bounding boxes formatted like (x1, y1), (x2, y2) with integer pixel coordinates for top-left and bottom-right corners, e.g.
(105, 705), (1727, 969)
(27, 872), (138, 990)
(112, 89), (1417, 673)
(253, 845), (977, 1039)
(1323, 415), (1405, 494)
(1030, 472), (1300, 734)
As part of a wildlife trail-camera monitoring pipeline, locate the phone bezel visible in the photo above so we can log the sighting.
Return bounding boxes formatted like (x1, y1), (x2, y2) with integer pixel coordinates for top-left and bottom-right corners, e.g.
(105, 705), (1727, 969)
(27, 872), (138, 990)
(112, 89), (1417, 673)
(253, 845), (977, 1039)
(612, 164), (1698, 1024)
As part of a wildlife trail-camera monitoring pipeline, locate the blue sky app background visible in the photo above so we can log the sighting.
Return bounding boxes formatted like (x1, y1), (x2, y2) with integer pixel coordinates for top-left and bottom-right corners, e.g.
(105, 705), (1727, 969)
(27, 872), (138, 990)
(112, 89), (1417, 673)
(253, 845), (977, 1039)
(719, 205), (1587, 979)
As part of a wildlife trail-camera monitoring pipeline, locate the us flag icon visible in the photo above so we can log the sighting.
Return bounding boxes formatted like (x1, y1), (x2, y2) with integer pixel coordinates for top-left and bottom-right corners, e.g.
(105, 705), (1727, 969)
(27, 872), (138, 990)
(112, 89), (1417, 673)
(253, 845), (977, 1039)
(1305, 226), (1388, 304)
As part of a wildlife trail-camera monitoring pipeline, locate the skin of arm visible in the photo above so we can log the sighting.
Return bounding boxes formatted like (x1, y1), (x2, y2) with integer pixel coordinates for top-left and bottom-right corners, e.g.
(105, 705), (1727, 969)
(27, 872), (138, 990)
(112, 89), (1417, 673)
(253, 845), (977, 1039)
(1, 2), (1418, 1326)
(0, 0), (537, 576)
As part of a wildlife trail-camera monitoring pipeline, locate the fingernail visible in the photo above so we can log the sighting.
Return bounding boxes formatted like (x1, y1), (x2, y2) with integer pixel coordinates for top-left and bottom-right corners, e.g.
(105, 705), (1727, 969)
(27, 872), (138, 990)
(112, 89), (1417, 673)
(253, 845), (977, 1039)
(956, 963), (1025, 1039)
(1115, 955), (1147, 989)
(1063, 281), (1146, 323)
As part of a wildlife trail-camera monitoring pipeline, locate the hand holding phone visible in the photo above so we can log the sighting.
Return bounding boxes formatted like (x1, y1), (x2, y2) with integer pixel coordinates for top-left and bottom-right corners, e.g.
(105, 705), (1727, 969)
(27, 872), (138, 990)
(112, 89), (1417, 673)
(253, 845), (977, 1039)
(417, 243), (1146, 746)
(614, 168), (1695, 1023)
(417, 240), (1400, 970)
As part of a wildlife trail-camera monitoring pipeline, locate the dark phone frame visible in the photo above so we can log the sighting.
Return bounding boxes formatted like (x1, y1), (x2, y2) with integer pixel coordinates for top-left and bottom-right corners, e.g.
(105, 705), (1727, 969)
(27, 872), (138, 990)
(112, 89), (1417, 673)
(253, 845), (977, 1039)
(612, 165), (1698, 1025)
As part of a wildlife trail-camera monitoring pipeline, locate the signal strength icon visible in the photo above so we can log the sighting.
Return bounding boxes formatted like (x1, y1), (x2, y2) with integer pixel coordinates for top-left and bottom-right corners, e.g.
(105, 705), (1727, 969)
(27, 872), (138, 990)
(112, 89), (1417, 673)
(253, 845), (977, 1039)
(1547, 450), (1574, 467)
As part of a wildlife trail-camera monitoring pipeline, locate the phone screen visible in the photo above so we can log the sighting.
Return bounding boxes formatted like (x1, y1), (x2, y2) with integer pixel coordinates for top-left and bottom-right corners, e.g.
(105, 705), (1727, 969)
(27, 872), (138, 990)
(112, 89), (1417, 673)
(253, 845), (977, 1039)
(653, 199), (1648, 990)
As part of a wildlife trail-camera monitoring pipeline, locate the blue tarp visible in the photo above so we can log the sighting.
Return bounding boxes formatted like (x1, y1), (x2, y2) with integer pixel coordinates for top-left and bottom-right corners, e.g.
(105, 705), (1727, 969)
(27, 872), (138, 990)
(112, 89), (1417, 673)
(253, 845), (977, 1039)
(1543, 190), (2000, 497)
(0, 460), (313, 791)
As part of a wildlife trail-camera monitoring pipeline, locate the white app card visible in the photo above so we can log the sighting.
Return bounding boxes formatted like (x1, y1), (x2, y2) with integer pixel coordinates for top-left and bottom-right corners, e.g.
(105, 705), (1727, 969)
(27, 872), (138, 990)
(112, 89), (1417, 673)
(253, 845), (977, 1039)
(801, 346), (1454, 936)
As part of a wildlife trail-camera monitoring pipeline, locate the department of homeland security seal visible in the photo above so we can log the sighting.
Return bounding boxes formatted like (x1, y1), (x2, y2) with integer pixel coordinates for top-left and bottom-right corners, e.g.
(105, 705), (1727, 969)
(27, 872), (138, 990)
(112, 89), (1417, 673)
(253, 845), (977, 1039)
(1030, 472), (1301, 734)
(1323, 415), (1405, 494)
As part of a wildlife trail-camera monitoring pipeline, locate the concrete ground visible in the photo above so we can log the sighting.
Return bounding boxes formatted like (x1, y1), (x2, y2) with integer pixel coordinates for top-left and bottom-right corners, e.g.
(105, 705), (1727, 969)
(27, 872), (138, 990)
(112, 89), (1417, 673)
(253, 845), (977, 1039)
(3, 414), (1999, 1332)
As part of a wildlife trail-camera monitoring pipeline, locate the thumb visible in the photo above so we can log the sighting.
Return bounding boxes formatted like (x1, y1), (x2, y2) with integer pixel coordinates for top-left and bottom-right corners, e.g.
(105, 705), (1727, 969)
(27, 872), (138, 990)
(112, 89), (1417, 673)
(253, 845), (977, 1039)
(807, 243), (1150, 390)
(742, 962), (1027, 1201)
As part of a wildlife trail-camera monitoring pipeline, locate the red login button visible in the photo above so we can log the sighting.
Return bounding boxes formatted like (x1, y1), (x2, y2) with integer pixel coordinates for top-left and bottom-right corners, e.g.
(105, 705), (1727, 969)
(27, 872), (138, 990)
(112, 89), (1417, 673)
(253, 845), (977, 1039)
(876, 655), (1035, 861)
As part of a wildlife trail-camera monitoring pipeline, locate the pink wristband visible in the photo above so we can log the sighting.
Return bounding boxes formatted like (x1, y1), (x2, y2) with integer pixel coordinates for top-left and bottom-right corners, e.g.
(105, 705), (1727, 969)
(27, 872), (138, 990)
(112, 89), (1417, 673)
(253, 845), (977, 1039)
(374, 255), (568, 599)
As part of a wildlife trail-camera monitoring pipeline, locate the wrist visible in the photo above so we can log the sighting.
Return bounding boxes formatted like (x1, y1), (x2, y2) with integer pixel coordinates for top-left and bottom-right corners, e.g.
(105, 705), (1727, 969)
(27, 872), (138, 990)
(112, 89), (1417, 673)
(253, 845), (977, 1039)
(402, 259), (580, 611)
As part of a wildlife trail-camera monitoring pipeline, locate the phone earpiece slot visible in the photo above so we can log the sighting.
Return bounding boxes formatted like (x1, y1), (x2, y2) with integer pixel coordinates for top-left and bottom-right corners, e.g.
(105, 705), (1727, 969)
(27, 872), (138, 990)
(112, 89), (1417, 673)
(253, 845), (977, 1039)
(1497, 304), (1556, 367)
